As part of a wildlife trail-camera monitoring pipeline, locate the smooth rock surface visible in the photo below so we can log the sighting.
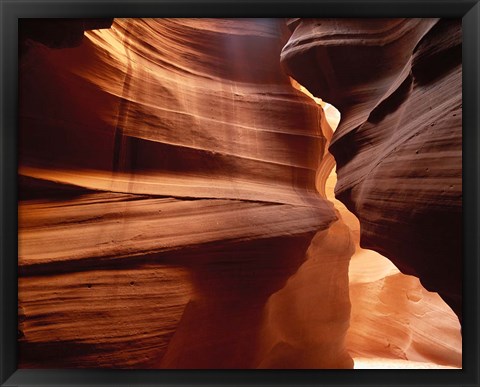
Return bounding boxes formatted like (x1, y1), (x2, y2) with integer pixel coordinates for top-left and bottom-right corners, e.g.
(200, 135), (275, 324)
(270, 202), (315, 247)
(18, 18), (345, 368)
(324, 172), (462, 369)
(281, 18), (462, 323)
(17, 17), (462, 369)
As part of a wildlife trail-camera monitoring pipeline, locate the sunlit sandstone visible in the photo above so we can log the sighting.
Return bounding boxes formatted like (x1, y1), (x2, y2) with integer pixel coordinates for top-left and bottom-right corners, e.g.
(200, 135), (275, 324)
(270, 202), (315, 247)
(18, 18), (462, 369)
(281, 18), (462, 324)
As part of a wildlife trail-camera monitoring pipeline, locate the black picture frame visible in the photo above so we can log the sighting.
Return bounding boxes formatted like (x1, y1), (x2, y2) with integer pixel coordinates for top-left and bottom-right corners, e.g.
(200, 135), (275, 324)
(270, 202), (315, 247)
(1, 1), (479, 386)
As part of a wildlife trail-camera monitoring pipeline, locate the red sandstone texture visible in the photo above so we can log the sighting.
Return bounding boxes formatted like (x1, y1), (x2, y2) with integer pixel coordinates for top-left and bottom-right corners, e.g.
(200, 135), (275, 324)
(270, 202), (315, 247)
(281, 18), (462, 323)
(18, 18), (343, 368)
(18, 18), (461, 369)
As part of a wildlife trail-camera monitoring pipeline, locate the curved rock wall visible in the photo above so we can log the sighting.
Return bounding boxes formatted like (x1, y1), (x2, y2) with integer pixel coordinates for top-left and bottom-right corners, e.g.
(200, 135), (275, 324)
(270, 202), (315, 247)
(18, 17), (462, 369)
(281, 18), (462, 323)
(298, 85), (461, 369)
(324, 172), (461, 369)
(18, 18), (348, 368)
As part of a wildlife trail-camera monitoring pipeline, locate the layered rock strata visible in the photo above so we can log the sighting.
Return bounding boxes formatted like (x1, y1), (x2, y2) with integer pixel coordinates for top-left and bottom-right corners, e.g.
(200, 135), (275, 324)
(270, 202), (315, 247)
(18, 17), (462, 369)
(18, 19), (348, 368)
(300, 89), (461, 369)
(324, 172), (462, 369)
(281, 18), (462, 323)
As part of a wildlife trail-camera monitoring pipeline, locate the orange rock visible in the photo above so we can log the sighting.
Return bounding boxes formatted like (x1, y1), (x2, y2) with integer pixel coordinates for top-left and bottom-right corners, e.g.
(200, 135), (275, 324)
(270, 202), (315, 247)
(282, 18), (462, 323)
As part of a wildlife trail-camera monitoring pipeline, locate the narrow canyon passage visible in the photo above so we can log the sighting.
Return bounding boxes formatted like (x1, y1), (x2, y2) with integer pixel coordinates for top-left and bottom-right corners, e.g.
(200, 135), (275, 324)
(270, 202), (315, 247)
(262, 85), (462, 369)
(17, 18), (462, 369)
(281, 18), (463, 324)
(323, 106), (461, 369)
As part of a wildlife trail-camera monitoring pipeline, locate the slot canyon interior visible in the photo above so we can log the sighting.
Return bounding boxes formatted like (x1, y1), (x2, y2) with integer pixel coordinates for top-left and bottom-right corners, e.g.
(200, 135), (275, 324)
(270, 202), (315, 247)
(18, 18), (462, 369)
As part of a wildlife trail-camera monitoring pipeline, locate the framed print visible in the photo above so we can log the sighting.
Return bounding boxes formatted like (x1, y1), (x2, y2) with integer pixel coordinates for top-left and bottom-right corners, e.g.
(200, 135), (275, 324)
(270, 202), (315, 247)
(1, 0), (479, 386)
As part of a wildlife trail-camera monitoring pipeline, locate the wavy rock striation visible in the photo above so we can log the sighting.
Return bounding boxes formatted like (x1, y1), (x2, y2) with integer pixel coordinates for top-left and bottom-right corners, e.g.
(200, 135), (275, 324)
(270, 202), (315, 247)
(18, 17), (462, 369)
(323, 172), (462, 369)
(281, 18), (462, 323)
(18, 19), (349, 368)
